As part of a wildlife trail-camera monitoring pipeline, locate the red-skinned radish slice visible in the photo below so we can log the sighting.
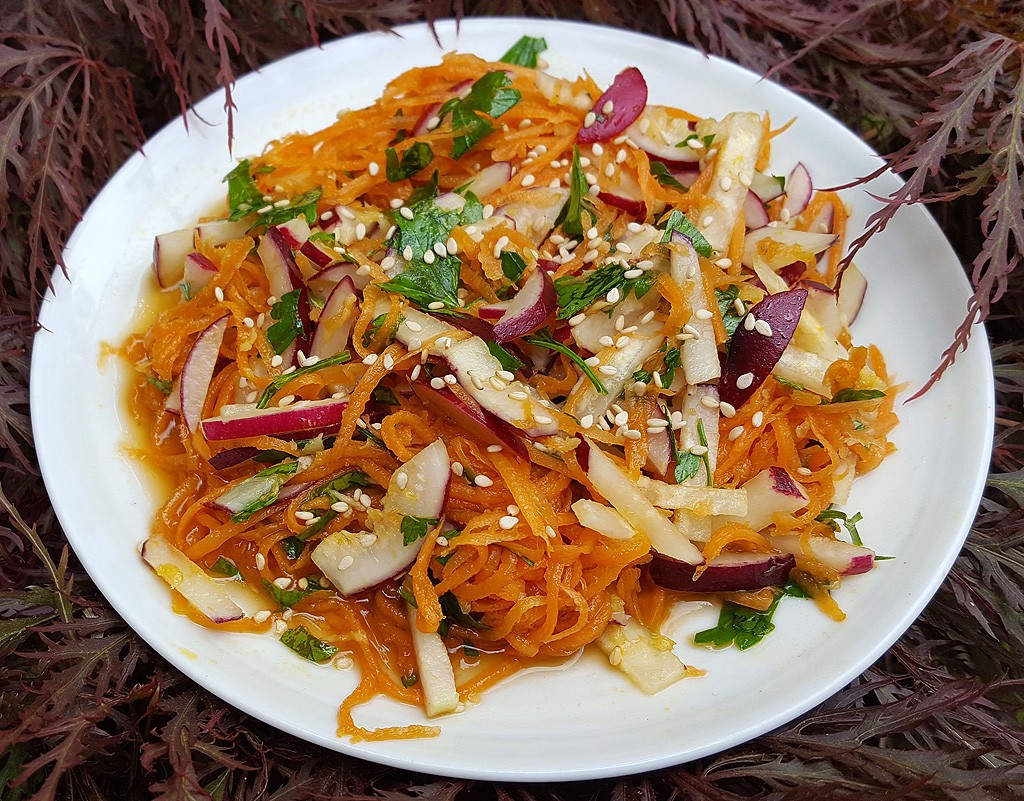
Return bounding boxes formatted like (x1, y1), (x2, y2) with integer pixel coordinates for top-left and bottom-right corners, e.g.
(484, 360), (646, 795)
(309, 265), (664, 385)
(410, 381), (528, 460)
(743, 192), (770, 229)
(650, 551), (795, 593)
(743, 226), (838, 271)
(781, 162), (813, 219)
(406, 603), (460, 717)
(200, 397), (348, 441)
(258, 226), (302, 300)
(299, 238), (336, 269)
(153, 227), (194, 288)
(771, 534), (875, 576)
(622, 106), (701, 168)
(274, 217), (311, 249)
(577, 67), (648, 144)
(461, 162), (512, 198)
(748, 171), (785, 203)
(719, 289), (808, 409)
(837, 263), (868, 325)
(571, 498), (638, 541)
(182, 252), (218, 292)
(207, 446), (261, 470)
(412, 101), (443, 135)
(720, 467), (809, 530)
(311, 439), (450, 595)
(492, 266), (556, 343)
(478, 300), (511, 320)
(196, 218), (249, 246)
(597, 190), (646, 218)
(597, 167), (647, 217)
(180, 315), (229, 433)
(309, 263), (371, 299)
(141, 536), (244, 623)
(310, 276), (359, 360)
(577, 438), (703, 564)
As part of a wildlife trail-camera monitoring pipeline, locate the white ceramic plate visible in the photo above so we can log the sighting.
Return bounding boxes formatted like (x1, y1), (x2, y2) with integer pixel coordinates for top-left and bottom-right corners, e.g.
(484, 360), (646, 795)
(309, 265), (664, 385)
(30, 18), (993, 781)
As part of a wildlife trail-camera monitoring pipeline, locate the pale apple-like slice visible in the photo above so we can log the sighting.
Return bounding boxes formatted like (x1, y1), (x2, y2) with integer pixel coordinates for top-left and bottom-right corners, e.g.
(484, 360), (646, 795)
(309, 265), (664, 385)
(677, 385), (721, 487)
(141, 535), (244, 623)
(773, 344), (832, 397)
(406, 602), (460, 717)
(492, 266), (556, 343)
(669, 234), (720, 384)
(461, 162), (512, 198)
(837, 263), (868, 325)
(181, 252), (218, 292)
(196, 218), (249, 246)
(153, 227), (195, 288)
(623, 105), (701, 169)
(720, 467), (809, 531)
(742, 227), (838, 271)
(311, 439), (449, 595)
(578, 439), (703, 564)
(597, 606), (692, 694)
(571, 498), (638, 541)
(257, 226), (301, 300)
(771, 533), (875, 576)
(635, 476), (747, 517)
(495, 188), (569, 245)
(781, 162), (813, 219)
(180, 315), (229, 433)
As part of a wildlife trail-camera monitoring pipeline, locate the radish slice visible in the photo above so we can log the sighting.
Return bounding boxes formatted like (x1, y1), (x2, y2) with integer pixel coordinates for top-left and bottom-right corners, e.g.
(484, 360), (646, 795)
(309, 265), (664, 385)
(578, 67), (648, 144)
(572, 498), (638, 540)
(406, 603), (460, 717)
(299, 238), (336, 269)
(837, 263), (868, 325)
(743, 192), (770, 229)
(410, 380), (528, 459)
(462, 162), (512, 198)
(141, 536), (244, 623)
(310, 277), (359, 360)
(153, 227), (194, 288)
(207, 446), (261, 470)
(650, 551), (795, 593)
(748, 171), (785, 203)
(597, 169), (646, 217)
(182, 252), (218, 292)
(180, 316), (229, 433)
(719, 289), (808, 409)
(597, 190), (645, 218)
(579, 438), (703, 564)
(492, 266), (556, 343)
(478, 300), (511, 320)
(309, 263), (371, 299)
(720, 467), (809, 530)
(196, 218), (249, 246)
(274, 217), (311, 249)
(200, 397), (348, 441)
(743, 226), (838, 271)
(311, 439), (450, 595)
(635, 477), (747, 516)
(699, 112), (764, 253)
(412, 101), (443, 135)
(781, 162), (813, 219)
(771, 534), (875, 576)
(258, 226), (301, 300)
(623, 106), (701, 168)
(597, 608), (691, 694)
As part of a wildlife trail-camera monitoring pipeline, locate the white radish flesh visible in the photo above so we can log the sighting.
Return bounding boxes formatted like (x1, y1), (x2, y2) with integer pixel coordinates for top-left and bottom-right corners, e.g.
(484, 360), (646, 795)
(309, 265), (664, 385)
(180, 315), (229, 433)
(141, 535), (244, 623)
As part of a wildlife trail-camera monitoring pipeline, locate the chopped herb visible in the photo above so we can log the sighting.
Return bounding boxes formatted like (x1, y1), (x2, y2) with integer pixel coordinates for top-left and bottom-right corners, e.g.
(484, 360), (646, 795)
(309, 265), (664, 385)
(260, 187), (322, 228)
(829, 388), (887, 404)
(372, 386), (399, 406)
(398, 584), (417, 607)
(264, 576), (326, 609)
(224, 158), (266, 220)
(307, 230), (336, 246)
(816, 508), (865, 546)
(279, 624), (337, 663)
(694, 581), (804, 650)
(715, 285), (744, 343)
(385, 141), (434, 182)
(678, 132), (715, 150)
(554, 146), (595, 238)
(500, 35), (547, 68)
(318, 470), (372, 496)
(632, 369), (653, 383)
(440, 71), (522, 159)
(775, 375), (806, 391)
(524, 329), (606, 393)
(179, 282), (192, 302)
(256, 351), (350, 408)
(660, 209), (713, 258)
(354, 425), (389, 450)
(486, 340), (524, 373)
(500, 250), (527, 282)
(650, 160), (687, 191)
(266, 289), (306, 354)
(252, 449), (294, 464)
(853, 420), (868, 431)
(148, 375), (173, 394)
(379, 190), (483, 308)
(440, 590), (490, 632)
(401, 672), (419, 687)
(362, 312), (403, 347)
(661, 345), (682, 388)
(208, 556), (239, 578)
(401, 515), (439, 546)
(280, 536), (305, 560)
(554, 262), (656, 320)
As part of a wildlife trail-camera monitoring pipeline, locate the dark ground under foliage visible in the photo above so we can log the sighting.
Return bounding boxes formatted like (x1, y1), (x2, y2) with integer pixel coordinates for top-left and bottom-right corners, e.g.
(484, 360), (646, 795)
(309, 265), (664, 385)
(2, 1), (1024, 799)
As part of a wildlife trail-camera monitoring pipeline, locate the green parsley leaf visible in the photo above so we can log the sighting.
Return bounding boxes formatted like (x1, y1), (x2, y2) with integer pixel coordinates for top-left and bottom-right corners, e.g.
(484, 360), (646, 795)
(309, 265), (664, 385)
(715, 285), (744, 343)
(256, 351), (351, 409)
(486, 340), (524, 372)
(148, 375), (173, 394)
(318, 470), (373, 496)
(280, 536), (305, 560)
(179, 282), (192, 302)
(829, 388), (887, 404)
(266, 289), (306, 354)
(660, 209), (713, 258)
(259, 187), (322, 228)
(208, 556), (240, 578)
(224, 158), (265, 221)
(500, 250), (528, 282)
(677, 132), (716, 150)
(500, 35), (547, 68)
(554, 146), (595, 238)
(694, 581), (804, 650)
(440, 590), (490, 631)
(661, 346), (682, 388)
(524, 330), (606, 394)
(816, 508), (865, 546)
(650, 161), (688, 191)
(385, 141), (434, 182)
(632, 369), (653, 384)
(775, 375), (806, 391)
(442, 72), (522, 159)
(280, 624), (337, 663)
(401, 515), (439, 546)
(372, 386), (399, 406)
(264, 576), (326, 609)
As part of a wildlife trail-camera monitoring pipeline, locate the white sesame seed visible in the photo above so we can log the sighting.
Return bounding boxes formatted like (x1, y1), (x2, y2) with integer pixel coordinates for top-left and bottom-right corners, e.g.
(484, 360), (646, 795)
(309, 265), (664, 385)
(497, 370), (515, 381)
(367, 161), (380, 176)
(452, 461), (464, 477)
(338, 555), (354, 570)
(487, 444), (503, 453)
(505, 389), (527, 401)
(606, 287), (621, 304)
(430, 377), (445, 390)
(277, 394), (296, 407)
(545, 525), (558, 538)
(716, 257), (733, 269)
(535, 415), (554, 425)
(584, 111), (597, 127)
(684, 323), (701, 340)
(779, 208), (792, 223)
(499, 515), (519, 530)
(613, 410), (629, 426)
(242, 317), (255, 328)
(700, 396), (721, 410)
(469, 372), (485, 391)
(690, 444), (709, 456)
(446, 237), (458, 255)
(598, 365), (618, 376)
(444, 374), (458, 386)
(273, 576), (291, 589)
(737, 372), (755, 390)
(382, 353), (395, 370)
(331, 501), (350, 513)
(598, 335), (615, 348)
(410, 364), (422, 381)
(362, 353), (379, 366)
(719, 176), (733, 191)
(615, 335), (630, 349)
(474, 475), (494, 488)
(743, 314), (757, 331)
(254, 552), (266, 570)
(728, 426), (745, 441)
(423, 249), (436, 265)
(395, 471), (408, 491)
(623, 429), (642, 440)
(579, 414), (594, 429)
(797, 467), (813, 476)
(428, 301), (445, 310)
(584, 356), (601, 367)
(752, 411), (765, 427)
(701, 215), (714, 228)
(694, 309), (714, 320)
(521, 173), (536, 187)
(754, 319), (773, 337)
(482, 204), (494, 219)
(720, 401), (737, 418)
(399, 207), (414, 220)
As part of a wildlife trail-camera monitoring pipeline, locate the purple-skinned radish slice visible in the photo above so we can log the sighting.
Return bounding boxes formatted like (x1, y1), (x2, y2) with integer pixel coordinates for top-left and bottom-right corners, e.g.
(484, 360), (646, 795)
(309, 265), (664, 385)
(748, 170), (785, 203)
(720, 467), (809, 531)
(579, 438), (703, 564)
(478, 300), (511, 320)
(200, 397), (348, 441)
(743, 226), (838, 271)
(461, 162), (512, 198)
(837, 263), (867, 325)
(719, 288), (808, 409)
(141, 536), (244, 623)
(311, 439), (450, 595)
(310, 276), (359, 360)
(180, 315), (229, 433)
(577, 67), (648, 144)
(781, 162), (813, 219)
(182, 252), (218, 292)
(650, 551), (796, 593)
(207, 446), (261, 470)
(743, 192), (770, 229)
(492, 266), (556, 343)
(299, 238), (336, 269)
(410, 380), (528, 460)
(597, 190), (646, 218)
(153, 227), (195, 288)
(623, 106), (702, 169)
(771, 533), (875, 576)
(412, 101), (443, 135)
(597, 167), (646, 217)
(258, 226), (301, 300)
(309, 263), (371, 300)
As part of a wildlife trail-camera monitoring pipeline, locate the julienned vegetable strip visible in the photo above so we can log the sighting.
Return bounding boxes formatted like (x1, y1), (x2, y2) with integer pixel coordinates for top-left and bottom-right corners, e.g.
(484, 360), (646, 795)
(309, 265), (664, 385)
(126, 39), (897, 740)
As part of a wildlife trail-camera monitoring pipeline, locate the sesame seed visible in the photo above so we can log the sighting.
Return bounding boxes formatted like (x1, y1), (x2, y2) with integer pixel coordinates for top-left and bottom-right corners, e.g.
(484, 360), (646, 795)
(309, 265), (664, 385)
(270, 354), (283, 368)
(273, 576), (292, 589)
(728, 426), (745, 441)
(470, 373), (485, 390)
(690, 444), (709, 456)
(474, 475), (494, 488)
(797, 467), (813, 476)
(779, 208), (792, 223)
(615, 335), (630, 348)
(694, 308), (714, 320)
(716, 257), (733, 269)
(580, 414), (594, 429)
(616, 148), (627, 163)
(545, 525), (558, 538)
(499, 515), (519, 530)
(428, 301), (445, 310)
(487, 444), (503, 453)
(506, 389), (527, 401)
(684, 323), (701, 339)
(653, 371), (664, 388)
(213, 286), (225, 302)
(613, 410), (629, 426)
(482, 204), (494, 219)
(584, 356), (601, 367)
(410, 365), (421, 381)
(402, 245), (413, 261)
(633, 381), (647, 396)
(437, 336), (452, 349)
(436, 536), (449, 547)
(362, 353), (379, 366)
(700, 396), (721, 410)
(743, 314), (757, 331)
(720, 401), (737, 418)
(752, 411), (765, 427)
(399, 207), (414, 220)
(599, 335), (615, 348)
(754, 319), (773, 337)
(444, 374), (458, 385)
(367, 161), (379, 176)
(242, 317), (255, 328)
(446, 237), (458, 255)
(395, 471), (408, 490)
(737, 372), (755, 390)
(489, 376), (508, 390)
(273, 198), (290, 208)
(521, 173), (536, 187)
(719, 176), (733, 191)
(338, 555), (354, 570)
(606, 287), (621, 304)
(568, 312), (587, 327)
(498, 370), (515, 381)
(382, 353), (394, 370)
(598, 365), (618, 376)
(584, 111), (597, 127)
(430, 377), (445, 390)
(423, 250), (436, 265)
(255, 552), (266, 570)
(277, 394), (296, 407)
(355, 222), (367, 240)
(623, 429), (642, 440)
(331, 500), (350, 513)
(535, 414), (554, 425)
(452, 461), (464, 476)
(701, 215), (714, 228)
(733, 298), (746, 316)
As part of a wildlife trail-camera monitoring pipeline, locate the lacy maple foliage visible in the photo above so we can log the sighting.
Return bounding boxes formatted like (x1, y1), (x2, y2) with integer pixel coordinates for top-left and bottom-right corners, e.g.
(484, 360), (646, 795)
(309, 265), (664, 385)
(2, 1), (1023, 799)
